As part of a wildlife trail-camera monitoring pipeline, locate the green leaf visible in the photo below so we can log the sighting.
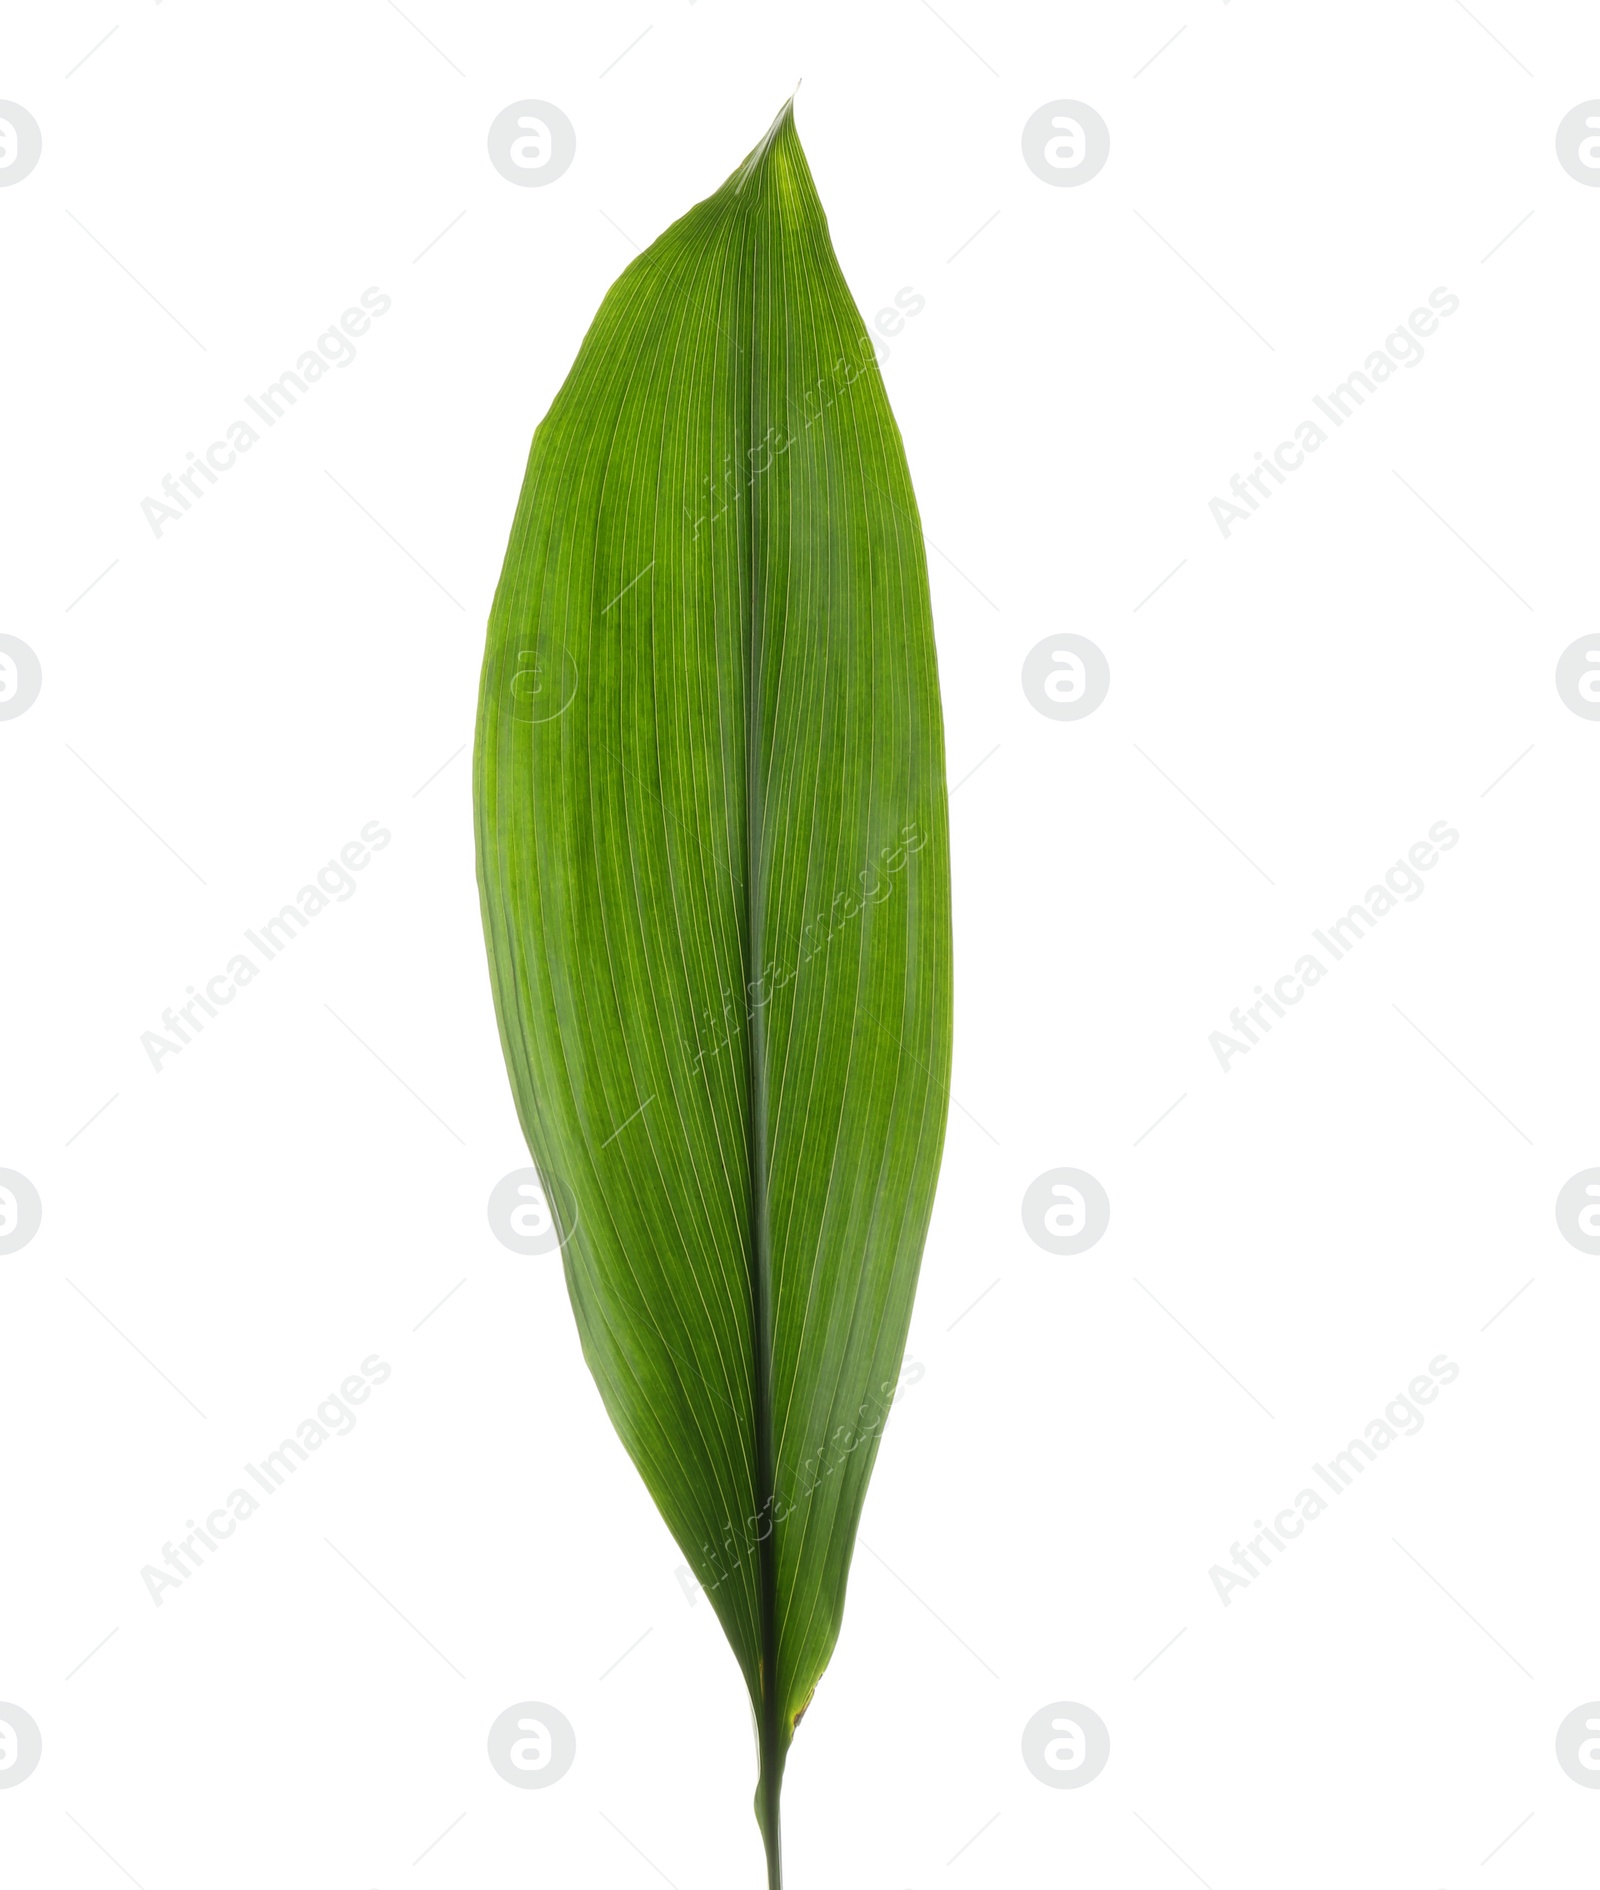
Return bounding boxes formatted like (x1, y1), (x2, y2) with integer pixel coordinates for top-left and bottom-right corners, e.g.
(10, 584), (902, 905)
(474, 97), (952, 1884)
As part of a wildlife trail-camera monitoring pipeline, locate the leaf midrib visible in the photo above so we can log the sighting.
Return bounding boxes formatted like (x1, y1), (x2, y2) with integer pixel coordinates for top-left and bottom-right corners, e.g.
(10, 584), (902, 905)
(738, 140), (784, 1824)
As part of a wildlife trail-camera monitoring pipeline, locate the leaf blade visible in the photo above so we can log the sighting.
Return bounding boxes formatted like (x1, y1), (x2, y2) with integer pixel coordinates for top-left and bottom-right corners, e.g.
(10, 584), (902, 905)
(475, 99), (952, 1877)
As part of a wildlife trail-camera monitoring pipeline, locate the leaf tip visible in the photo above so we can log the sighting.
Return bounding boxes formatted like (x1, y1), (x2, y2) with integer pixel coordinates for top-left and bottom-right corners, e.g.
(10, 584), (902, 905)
(734, 92), (803, 192)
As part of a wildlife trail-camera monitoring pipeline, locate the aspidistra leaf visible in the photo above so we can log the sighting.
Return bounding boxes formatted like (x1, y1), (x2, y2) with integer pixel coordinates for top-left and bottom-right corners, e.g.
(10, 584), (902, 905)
(474, 98), (952, 1883)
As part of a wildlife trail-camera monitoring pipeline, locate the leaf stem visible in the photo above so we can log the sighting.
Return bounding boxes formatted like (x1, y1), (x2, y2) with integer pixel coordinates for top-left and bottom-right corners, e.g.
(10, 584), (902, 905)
(758, 1721), (784, 1888)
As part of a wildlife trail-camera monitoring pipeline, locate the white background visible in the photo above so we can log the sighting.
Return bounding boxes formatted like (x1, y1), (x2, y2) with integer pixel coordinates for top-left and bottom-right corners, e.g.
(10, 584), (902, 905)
(4, 2), (1599, 1885)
